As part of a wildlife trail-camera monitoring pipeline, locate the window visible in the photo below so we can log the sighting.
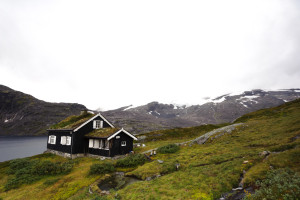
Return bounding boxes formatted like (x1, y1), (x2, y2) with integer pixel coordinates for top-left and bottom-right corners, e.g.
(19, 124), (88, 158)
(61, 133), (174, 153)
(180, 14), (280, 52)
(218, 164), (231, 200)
(100, 140), (104, 149)
(93, 120), (103, 129)
(66, 136), (71, 145)
(94, 139), (100, 149)
(61, 136), (66, 145)
(89, 139), (94, 148)
(48, 135), (56, 144)
(104, 140), (109, 149)
(121, 141), (126, 146)
(116, 136), (120, 139)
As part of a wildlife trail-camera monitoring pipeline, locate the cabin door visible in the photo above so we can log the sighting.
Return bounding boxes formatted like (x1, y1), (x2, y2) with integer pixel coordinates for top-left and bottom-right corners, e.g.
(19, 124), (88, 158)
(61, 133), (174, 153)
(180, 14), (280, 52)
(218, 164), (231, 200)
(115, 138), (121, 155)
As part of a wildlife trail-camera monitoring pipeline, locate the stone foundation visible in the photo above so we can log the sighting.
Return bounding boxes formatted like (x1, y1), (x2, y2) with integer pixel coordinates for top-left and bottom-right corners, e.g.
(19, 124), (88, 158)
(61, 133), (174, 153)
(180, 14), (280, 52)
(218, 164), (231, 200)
(45, 149), (114, 160)
(45, 149), (85, 159)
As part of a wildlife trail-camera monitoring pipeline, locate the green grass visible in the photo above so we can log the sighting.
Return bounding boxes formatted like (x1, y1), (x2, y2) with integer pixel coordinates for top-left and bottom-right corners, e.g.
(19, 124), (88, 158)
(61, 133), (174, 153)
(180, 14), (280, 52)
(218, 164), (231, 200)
(50, 111), (94, 129)
(1, 99), (300, 199)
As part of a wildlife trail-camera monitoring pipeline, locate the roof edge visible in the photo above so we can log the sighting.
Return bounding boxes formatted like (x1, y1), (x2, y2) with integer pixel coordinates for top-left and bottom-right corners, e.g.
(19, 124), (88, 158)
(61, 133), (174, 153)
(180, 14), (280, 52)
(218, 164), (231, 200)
(74, 113), (115, 132)
(107, 128), (137, 141)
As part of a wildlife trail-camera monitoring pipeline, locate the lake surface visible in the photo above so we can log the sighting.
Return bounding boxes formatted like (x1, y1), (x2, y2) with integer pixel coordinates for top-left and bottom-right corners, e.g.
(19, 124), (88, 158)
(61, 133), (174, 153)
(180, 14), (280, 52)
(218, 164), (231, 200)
(0, 136), (47, 162)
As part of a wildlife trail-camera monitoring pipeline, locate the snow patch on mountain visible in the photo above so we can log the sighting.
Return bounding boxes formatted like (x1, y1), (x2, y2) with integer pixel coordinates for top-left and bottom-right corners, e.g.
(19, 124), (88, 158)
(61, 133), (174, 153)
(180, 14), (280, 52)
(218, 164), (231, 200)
(123, 104), (140, 111)
(212, 96), (226, 104)
(240, 102), (249, 108)
(154, 111), (160, 115)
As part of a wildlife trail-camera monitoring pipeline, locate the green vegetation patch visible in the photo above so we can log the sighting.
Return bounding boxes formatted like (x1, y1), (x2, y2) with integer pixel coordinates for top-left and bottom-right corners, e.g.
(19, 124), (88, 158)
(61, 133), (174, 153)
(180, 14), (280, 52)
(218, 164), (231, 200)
(50, 111), (94, 129)
(4, 158), (76, 191)
(85, 128), (120, 138)
(115, 154), (146, 168)
(89, 163), (115, 175)
(157, 143), (180, 154)
(245, 168), (300, 200)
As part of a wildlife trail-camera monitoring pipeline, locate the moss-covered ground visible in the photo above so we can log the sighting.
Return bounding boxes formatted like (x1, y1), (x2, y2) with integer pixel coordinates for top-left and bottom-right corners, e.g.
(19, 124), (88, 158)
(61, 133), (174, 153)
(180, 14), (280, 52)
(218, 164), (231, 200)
(0, 99), (299, 199)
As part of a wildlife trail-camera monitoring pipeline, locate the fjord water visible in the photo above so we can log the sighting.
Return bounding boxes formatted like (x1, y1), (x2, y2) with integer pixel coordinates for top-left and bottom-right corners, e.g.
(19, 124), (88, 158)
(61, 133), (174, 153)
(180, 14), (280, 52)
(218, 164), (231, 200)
(0, 136), (47, 162)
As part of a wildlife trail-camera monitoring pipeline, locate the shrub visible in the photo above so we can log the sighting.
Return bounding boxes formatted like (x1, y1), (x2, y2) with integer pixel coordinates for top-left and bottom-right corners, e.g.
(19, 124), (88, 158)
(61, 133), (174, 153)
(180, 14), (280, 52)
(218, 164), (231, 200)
(4, 158), (76, 191)
(89, 163), (115, 175)
(157, 144), (180, 154)
(245, 168), (300, 200)
(115, 154), (146, 168)
(6, 158), (31, 174)
(161, 162), (177, 174)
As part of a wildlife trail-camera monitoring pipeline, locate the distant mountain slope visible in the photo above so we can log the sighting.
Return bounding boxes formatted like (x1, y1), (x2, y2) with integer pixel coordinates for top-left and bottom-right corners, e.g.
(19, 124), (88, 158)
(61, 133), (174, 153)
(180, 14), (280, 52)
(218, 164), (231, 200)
(104, 89), (300, 134)
(0, 85), (86, 136)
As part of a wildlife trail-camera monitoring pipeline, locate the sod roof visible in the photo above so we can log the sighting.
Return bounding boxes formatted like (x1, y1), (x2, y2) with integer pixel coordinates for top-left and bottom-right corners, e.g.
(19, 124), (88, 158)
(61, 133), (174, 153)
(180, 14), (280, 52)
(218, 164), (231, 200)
(49, 112), (95, 130)
(84, 128), (120, 138)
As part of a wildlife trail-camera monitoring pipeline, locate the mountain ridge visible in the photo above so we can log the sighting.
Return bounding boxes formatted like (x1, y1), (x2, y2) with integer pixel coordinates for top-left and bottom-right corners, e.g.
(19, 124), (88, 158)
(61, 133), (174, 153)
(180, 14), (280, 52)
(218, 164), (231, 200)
(104, 89), (300, 134)
(0, 85), (87, 136)
(1, 84), (299, 136)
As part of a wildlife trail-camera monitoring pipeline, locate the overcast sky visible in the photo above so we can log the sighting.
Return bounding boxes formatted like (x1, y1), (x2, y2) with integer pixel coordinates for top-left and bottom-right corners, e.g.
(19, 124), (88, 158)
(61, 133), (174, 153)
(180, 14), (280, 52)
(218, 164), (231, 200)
(0, 0), (300, 110)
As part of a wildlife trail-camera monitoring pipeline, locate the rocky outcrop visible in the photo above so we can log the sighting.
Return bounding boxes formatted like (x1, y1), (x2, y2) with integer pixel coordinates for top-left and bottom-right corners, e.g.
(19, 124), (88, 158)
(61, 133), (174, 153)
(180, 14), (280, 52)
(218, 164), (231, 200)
(189, 123), (244, 145)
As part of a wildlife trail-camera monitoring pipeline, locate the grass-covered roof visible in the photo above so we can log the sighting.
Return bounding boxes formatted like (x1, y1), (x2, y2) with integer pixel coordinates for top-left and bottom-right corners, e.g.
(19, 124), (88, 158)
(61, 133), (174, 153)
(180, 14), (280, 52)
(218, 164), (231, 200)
(49, 111), (95, 130)
(84, 128), (120, 138)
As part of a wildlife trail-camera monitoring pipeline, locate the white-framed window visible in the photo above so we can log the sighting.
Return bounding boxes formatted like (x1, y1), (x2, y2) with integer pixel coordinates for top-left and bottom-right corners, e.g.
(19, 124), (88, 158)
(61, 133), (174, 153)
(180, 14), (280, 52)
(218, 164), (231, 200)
(89, 139), (94, 148)
(66, 136), (71, 145)
(48, 135), (56, 144)
(121, 141), (126, 146)
(93, 120), (103, 129)
(116, 136), (120, 139)
(94, 139), (100, 149)
(61, 136), (66, 145)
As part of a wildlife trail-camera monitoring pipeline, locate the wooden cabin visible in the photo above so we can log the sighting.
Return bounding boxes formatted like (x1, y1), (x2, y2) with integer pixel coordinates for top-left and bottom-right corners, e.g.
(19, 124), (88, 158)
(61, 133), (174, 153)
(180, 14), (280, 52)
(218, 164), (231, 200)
(46, 112), (137, 158)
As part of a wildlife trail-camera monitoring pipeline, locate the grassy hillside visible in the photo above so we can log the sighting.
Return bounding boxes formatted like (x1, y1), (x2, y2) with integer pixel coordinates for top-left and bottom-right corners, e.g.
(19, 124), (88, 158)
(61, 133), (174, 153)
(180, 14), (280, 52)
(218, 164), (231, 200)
(0, 99), (299, 200)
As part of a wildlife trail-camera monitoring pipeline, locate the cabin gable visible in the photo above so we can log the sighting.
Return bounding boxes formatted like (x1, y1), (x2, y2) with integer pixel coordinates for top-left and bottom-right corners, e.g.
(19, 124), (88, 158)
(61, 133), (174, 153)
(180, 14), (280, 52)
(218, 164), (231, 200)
(72, 115), (112, 154)
(110, 131), (134, 157)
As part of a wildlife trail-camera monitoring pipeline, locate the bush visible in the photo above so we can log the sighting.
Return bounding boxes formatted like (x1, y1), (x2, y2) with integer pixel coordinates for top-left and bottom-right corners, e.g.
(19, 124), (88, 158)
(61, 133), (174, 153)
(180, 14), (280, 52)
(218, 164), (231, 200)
(4, 158), (76, 191)
(245, 168), (300, 200)
(115, 154), (146, 168)
(157, 144), (180, 154)
(161, 162), (177, 174)
(89, 163), (115, 175)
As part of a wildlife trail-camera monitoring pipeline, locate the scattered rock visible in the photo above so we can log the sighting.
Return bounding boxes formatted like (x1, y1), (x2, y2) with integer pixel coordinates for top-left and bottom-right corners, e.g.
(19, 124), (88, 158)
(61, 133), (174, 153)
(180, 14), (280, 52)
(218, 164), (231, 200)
(89, 186), (93, 194)
(101, 190), (110, 195)
(175, 163), (180, 170)
(157, 160), (164, 164)
(232, 187), (243, 191)
(243, 160), (249, 164)
(260, 151), (270, 157)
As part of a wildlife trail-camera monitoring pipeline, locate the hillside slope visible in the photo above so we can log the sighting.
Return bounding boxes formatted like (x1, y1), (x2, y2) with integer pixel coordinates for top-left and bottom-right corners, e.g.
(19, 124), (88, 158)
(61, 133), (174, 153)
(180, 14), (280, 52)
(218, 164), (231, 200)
(0, 85), (87, 136)
(104, 89), (300, 134)
(0, 99), (299, 200)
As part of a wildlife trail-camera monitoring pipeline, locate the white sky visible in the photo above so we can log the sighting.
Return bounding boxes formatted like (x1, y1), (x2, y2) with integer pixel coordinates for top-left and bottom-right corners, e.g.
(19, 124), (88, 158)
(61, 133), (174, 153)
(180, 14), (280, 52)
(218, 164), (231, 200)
(1, 0), (300, 110)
